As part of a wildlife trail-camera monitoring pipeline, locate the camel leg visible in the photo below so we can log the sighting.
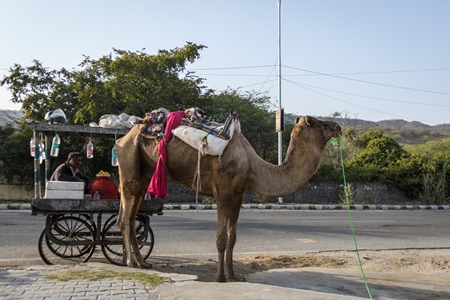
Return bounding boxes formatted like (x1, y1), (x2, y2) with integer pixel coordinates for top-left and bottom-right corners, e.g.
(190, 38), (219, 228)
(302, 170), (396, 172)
(215, 190), (231, 282)
(225, 192), (245, 281)
(117, 195), (141, 267)
(117, 183), (151, 268)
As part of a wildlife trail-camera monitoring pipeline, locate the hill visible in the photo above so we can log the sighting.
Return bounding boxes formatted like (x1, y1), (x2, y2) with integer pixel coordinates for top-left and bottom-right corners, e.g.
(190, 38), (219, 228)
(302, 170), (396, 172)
(287, 114), (450, 146)
(0, 110), (23, 128)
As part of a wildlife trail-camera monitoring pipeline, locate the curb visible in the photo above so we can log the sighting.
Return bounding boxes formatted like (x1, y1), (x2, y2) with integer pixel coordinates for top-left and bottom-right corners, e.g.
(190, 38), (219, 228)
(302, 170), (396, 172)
(0, 203), (31, 210)
(163, 204), (450, 210)
(1, 203), (449, 211)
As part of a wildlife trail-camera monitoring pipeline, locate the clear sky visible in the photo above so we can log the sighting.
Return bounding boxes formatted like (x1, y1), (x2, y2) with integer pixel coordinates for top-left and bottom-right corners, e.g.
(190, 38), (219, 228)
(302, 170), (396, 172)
(1, 1), (449, 125)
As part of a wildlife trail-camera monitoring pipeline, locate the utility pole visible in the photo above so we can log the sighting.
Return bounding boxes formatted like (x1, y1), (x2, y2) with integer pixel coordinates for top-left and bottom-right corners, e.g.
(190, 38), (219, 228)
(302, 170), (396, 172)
(277, 0), (284, 204)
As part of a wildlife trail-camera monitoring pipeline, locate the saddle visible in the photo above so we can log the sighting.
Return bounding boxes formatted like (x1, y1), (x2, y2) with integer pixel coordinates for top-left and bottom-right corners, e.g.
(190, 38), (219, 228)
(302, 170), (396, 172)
(137, 108), (240, 156)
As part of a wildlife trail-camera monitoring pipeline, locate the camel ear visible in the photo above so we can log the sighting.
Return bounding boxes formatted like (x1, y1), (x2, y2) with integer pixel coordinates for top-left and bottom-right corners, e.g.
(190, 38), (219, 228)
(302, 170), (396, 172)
(295, 117), (301, 124)
(305, 116), (310, 126)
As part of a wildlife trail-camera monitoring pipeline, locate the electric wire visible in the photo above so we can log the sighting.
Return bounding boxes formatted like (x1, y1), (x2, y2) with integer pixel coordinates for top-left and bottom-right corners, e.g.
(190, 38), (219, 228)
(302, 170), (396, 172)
(278, 66), (450, 96)
(284, 80), (450, 107)
(284, 78), (437, 124)
(189, 64), (449, 123)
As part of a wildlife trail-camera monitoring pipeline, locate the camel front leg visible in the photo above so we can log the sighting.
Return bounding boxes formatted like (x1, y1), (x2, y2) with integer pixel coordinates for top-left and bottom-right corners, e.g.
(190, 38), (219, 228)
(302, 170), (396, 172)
(215, 190), (232, 282)
(215, 209), (228, 282)
(225, 192), (245, 281)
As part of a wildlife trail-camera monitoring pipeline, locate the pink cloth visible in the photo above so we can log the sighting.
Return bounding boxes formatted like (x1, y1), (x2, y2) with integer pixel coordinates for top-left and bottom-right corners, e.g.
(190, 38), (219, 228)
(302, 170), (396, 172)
(147, 111), (185, 199)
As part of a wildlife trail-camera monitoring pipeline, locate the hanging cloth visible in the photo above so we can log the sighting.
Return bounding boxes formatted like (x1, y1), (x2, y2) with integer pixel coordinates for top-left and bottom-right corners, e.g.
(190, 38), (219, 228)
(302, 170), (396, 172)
(147, 111), (185, 199)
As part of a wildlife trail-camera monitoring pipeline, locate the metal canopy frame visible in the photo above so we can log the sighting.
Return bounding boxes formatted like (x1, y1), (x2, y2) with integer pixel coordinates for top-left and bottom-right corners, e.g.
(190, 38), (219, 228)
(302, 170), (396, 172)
(30, 121), (131, 199)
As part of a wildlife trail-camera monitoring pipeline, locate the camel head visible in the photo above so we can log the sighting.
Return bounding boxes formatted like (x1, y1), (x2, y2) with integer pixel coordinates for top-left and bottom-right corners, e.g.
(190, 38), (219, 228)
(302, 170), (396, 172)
(293, 116), (342, 144)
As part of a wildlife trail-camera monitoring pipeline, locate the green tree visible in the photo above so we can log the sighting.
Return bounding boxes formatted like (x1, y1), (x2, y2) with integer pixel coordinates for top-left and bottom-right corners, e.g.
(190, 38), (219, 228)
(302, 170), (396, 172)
(201, 88), (279, 161)
(73, 44), (207, 124)
(0, 123), (35, 187)
(348, 130), (407, 169)
(1, 43), (207, 125)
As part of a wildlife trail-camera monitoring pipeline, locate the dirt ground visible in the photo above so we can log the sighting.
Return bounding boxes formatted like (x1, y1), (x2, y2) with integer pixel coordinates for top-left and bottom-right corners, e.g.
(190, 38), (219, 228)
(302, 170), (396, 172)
(151, 249), (450, 298)
(152, 248), (450, 282)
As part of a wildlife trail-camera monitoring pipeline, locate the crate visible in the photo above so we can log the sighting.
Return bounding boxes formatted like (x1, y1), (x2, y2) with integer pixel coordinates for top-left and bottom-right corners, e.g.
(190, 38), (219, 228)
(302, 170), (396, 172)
(44, 181), (84, 199)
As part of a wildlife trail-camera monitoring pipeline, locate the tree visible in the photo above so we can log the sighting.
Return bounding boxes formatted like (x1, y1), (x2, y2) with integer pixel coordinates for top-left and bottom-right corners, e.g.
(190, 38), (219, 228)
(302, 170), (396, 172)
(200, 88), (279, 162)
(0, 123), (35, 187)
(1, 43), (207, 125)
(348, 130), (407, 169)
(73, 44), (207, 124)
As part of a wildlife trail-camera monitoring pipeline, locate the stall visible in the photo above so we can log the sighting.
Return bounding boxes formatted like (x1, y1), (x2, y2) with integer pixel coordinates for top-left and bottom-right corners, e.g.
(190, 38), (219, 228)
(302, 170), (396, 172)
(29, 121), (164, 266)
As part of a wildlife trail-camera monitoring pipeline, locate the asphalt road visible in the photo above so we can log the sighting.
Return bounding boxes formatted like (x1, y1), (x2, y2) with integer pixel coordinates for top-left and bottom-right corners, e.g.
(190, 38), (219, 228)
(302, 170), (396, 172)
(1, 209), (450, 266)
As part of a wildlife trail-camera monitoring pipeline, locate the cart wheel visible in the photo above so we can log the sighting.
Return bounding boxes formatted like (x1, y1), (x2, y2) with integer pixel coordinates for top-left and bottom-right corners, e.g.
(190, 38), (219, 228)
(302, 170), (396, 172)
(78, 214), (97, 238)
(103, 214), (118, 230)
(101, 215), (154, 266)
(38, 215), (96, 265)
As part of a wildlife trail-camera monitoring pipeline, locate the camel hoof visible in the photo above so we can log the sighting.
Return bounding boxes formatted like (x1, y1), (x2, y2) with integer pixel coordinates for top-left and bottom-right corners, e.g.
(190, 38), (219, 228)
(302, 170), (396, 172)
(228, 275), (247, 282)
(138, 262), (153, 269)
(216, 275), (227, 282)
(127, 261), (137, 268)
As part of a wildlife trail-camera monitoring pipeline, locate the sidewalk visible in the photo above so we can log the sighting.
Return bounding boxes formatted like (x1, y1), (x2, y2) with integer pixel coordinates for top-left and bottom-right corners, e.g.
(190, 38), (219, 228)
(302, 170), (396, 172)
(0, 262), (367, 300)
(3, 259), (449, 299)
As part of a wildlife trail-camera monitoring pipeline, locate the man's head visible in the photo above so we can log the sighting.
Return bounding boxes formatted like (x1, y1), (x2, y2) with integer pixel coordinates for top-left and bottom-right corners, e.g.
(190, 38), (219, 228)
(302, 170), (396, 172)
(67, 152), (82, 169)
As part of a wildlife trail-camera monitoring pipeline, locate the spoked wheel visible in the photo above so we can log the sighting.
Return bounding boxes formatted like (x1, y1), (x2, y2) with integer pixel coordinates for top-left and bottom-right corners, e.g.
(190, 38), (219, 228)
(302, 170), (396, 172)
(38, 215), (96, 265)
(101, 215), (154, 266)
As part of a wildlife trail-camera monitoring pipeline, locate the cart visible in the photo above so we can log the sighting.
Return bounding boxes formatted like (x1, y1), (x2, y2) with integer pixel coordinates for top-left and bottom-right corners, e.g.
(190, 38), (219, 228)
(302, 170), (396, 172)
(31, 198), (163, 266)
(30, 121), (163, 266)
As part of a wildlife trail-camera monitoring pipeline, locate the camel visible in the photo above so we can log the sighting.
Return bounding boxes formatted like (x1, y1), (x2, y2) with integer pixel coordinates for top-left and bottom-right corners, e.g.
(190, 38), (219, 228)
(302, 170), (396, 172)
(116, 115), (342, 282)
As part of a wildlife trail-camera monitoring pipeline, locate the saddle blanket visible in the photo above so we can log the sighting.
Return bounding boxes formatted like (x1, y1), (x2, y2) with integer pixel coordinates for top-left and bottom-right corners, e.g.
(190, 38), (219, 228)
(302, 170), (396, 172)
(172, 121), (238, 156)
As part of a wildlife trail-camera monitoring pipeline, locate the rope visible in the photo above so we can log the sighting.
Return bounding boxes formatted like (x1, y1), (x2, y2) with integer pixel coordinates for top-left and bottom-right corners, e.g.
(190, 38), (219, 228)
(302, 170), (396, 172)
(333, 137), (373, 299)
(193, 139), (209, 212)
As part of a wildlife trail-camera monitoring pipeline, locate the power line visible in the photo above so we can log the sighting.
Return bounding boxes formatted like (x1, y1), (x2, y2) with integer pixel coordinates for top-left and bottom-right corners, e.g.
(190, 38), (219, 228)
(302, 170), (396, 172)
(191, 64), (450, 96)
(282, 66), (450, 96)
(284, 78), (437, 124)
(284, 80), (450, 107)
(283, 66), (450, 76)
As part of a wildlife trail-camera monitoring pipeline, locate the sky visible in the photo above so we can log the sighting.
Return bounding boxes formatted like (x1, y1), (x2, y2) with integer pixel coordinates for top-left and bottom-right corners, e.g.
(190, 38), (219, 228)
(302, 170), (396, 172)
(1, 0), (450, 125)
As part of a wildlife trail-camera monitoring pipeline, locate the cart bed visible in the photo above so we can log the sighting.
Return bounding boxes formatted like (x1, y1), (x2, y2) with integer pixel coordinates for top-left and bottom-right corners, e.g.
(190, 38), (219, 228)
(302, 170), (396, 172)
(31, 198), (164, 215)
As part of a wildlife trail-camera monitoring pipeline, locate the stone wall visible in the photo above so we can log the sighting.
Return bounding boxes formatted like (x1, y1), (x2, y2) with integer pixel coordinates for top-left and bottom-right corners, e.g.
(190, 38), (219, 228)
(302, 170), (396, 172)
(0, 181), (414, 204)
(0, 184), (34, 200)
(166, 181), (414, 204)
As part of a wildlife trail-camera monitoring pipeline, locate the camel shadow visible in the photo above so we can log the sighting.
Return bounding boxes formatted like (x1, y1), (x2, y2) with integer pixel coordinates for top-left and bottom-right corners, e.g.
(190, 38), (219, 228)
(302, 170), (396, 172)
(246, 267), (450, 300)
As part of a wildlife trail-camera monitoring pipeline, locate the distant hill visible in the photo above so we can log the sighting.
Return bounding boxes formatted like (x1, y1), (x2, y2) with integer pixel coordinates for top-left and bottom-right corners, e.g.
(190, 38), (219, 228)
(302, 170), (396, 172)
(0, 110), (23, 127)
(285, 113), (450, 130)
(287, 114), (450, 146)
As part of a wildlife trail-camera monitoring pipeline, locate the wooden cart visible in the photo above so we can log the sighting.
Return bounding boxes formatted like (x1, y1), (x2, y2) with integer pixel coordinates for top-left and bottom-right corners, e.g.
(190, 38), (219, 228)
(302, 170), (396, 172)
(31, 198), (163, 266)
(30, 121), (163, 266)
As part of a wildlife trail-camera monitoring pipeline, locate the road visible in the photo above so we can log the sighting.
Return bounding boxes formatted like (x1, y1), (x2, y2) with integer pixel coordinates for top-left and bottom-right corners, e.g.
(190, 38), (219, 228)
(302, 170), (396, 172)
(1, 209), (450, 266)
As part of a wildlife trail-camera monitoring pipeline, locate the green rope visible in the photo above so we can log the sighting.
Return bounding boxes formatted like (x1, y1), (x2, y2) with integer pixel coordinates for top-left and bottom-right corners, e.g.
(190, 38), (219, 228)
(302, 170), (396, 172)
(332, 138), (373, 299)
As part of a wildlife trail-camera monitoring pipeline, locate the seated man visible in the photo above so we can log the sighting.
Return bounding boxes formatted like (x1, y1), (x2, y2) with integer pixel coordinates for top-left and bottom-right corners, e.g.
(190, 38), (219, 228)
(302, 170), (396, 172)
(50, 152), (90, 193)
